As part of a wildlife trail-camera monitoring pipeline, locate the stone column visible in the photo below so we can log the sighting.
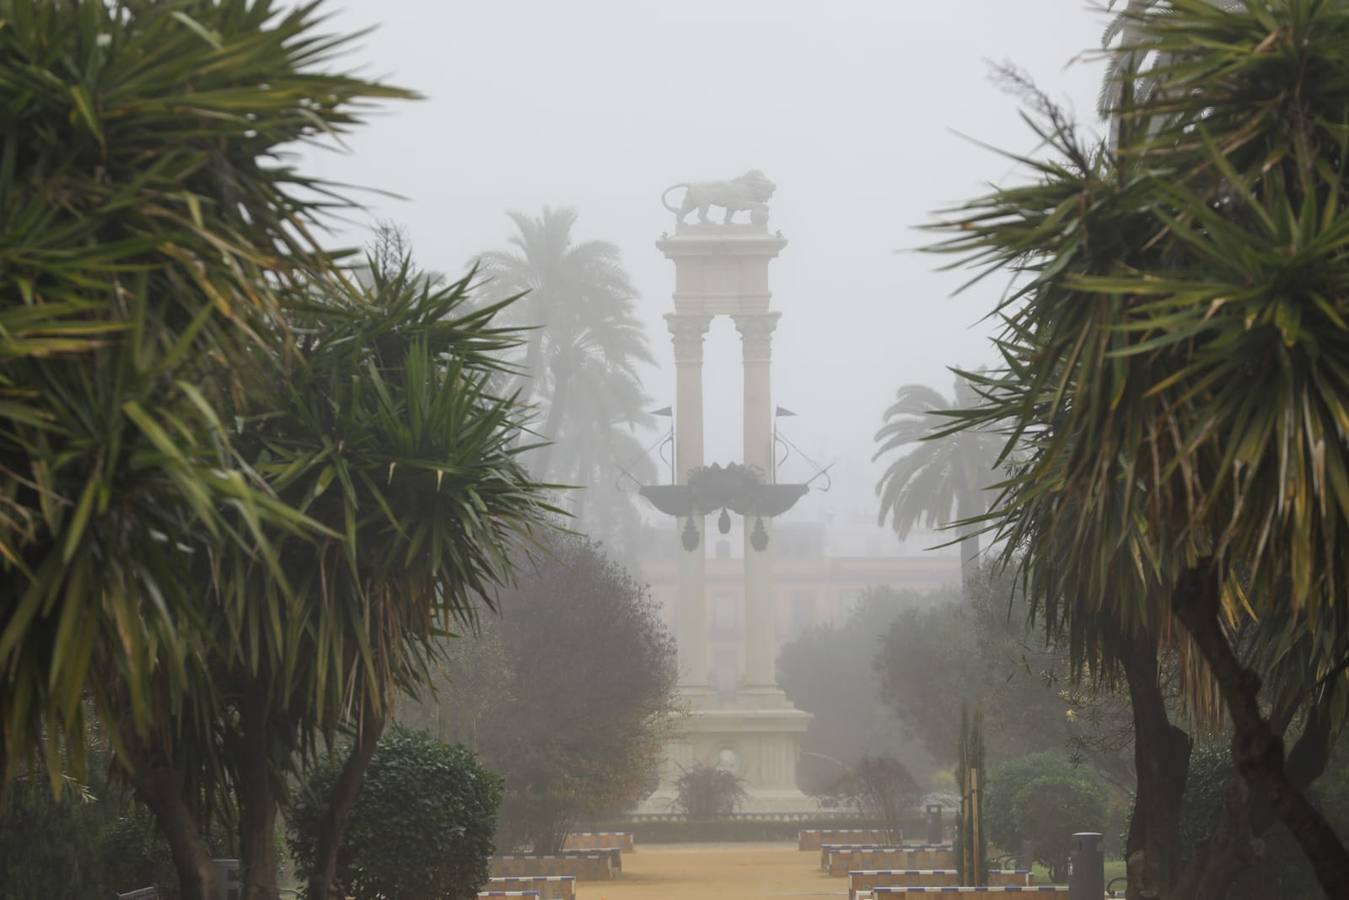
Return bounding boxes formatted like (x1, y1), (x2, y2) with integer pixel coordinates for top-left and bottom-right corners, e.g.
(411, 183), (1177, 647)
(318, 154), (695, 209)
(666, 313), (712, 690)
(734, 312), (781, 690)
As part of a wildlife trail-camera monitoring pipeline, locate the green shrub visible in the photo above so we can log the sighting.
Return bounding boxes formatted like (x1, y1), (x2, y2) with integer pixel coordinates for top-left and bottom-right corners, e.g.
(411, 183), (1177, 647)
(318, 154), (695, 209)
(673, 763), (748, 820)
(984, 752), (1070, 856)
(1177, 738), (1349, 899)
(1013, 774), (1107, 881)
(289, 728), (501, 900)
(0, 775), (208, 899)
(820, 755), (922, 841)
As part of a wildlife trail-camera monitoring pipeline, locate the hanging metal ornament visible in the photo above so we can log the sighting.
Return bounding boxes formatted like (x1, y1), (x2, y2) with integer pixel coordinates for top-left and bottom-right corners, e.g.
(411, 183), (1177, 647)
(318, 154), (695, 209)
(681, 517), (701, 552)
(750, 516), (769, 552)
(718, 508), (732, 534)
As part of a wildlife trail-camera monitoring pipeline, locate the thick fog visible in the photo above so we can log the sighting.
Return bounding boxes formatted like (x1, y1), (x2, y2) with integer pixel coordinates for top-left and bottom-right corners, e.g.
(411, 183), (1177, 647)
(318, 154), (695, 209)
(303, 1), (1109, 553)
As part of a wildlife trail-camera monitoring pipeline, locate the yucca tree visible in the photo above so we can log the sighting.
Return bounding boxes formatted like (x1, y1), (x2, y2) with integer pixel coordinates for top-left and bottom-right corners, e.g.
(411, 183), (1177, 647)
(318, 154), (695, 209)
(931, 1), (1349, 895)
(213, 254), (554, 900)
(873, 377), (1001, 589)
(475, 207), (654, 521)
(0, 0), (409, 841)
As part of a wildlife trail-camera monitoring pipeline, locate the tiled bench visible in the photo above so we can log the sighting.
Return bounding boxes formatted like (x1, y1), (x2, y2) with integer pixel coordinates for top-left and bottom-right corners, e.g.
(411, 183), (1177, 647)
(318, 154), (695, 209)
(856, 887), (1067, 900)
(849, 869), (1033, 899)
(489, 853), (614, 881)
(564, 831), (635, 852)
(827, 846), (957, 876)
(820, 844), (894, 870)
(486, 875), (576, 900)
(799, 828), (900, 851)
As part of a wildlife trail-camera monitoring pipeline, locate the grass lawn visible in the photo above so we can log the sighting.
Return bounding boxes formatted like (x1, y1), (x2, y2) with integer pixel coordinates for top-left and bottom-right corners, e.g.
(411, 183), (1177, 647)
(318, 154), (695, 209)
(1029, 858), (1126, 889)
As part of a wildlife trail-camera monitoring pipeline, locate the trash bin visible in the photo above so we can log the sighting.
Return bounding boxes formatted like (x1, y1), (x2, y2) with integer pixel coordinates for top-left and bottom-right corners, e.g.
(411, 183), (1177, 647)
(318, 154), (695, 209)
(213, 859), (242, 900)
(1069, 833), (1104, 900)
(925, 804), (943, 845)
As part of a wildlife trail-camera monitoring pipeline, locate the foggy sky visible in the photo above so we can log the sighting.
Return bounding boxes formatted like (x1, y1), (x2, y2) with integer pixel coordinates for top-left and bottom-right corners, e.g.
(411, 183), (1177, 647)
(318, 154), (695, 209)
(302, 1), (1110, 554)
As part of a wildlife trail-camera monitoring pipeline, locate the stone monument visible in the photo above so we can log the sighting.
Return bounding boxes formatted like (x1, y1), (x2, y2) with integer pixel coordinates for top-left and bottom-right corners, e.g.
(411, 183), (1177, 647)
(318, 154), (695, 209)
(639, 171), (816, 814)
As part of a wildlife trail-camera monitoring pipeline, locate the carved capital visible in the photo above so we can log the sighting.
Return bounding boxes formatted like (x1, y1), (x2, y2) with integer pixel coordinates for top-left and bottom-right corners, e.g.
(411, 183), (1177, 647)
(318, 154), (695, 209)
(666, 314), (712, 364)
(733, 313), (780, 364)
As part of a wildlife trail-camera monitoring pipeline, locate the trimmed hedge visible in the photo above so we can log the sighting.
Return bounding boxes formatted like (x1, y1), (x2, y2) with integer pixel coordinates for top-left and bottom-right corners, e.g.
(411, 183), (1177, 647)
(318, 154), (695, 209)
(588, 814), (928, 844)
(289, 728), (502, 900)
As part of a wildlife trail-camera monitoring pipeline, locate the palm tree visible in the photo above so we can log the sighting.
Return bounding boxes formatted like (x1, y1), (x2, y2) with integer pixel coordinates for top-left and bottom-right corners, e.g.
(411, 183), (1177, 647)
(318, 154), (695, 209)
(225, 253), (554, 900)
(873, 376), (1001, 590)
(475, 207), (654, 537)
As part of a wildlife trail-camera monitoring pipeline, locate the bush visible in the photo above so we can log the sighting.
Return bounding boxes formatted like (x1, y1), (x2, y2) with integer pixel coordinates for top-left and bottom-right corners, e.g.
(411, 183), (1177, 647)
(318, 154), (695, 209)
(673, 763), (748, 820)
(821, 755), (921, 841)
(402, 537), (678, 854)
(1176, 738), (1349, 899)
(1013, 774), (1107, 881)
(0, 772), (224, 900)
(289, 728), (502, 900)
(984, 752), (1068, 855)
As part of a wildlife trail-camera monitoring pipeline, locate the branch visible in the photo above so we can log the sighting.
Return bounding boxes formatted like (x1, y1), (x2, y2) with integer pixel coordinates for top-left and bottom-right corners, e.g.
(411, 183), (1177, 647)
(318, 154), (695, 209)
(1171, 564), (1349, 897)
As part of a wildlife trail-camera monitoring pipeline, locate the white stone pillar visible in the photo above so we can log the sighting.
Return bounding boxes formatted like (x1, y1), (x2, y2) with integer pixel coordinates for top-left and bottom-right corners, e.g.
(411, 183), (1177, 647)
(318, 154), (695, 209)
(666, 313), (712, 690)
(734, 313), (780, 690)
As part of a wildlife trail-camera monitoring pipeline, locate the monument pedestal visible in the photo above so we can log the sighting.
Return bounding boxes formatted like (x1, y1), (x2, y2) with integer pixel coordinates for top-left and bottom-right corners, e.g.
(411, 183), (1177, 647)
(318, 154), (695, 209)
(639, 687), (817, 815)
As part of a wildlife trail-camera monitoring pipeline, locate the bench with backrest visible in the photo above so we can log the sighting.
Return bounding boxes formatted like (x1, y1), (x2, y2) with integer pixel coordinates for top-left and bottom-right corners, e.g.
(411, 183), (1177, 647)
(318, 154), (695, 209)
(799, 828), (900, 851)
(820, 843), (893, 870)
(564, 831), (635, 852)
(486, 875), (577, 900)
(855, 887), (1067, 900)
(827, 846), (957, 876)
(490, 853), (614, 881)
(556, 846), (621, 872)
(848, 868), (1034, 899)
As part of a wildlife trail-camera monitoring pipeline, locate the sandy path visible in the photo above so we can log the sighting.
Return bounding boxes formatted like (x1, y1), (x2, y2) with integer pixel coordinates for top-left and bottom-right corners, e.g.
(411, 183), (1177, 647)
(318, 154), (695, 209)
(588, 842), (845, 900)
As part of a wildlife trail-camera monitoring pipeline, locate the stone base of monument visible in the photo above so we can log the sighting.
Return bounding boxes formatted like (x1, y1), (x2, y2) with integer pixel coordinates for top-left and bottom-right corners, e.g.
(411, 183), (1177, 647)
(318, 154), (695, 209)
(636, 687), (817, 815)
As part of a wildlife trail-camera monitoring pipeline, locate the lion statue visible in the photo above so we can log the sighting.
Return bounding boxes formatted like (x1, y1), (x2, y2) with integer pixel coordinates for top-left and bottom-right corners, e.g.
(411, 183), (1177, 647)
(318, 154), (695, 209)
(661, 170), (775, 225)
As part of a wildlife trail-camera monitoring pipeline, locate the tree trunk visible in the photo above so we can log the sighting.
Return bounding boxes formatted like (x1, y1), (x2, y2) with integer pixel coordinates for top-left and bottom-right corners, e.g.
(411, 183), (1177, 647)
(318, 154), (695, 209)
(121, 740), (218, 900)
(954, 492), (984, 595)
(1171, 563), (1349, 899)
(236, 690), (282, 900)
(1120, 628), (1192, 900)
(0, 740), (8, 813)
(307, 708), (386, 900)
(1170, 775), (1258, 900)
(530, 360), (572, 481)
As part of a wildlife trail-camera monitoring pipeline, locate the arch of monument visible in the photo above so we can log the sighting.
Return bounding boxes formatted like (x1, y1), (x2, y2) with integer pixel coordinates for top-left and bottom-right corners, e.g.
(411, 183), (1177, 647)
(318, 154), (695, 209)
(639, 173), (816, 814)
